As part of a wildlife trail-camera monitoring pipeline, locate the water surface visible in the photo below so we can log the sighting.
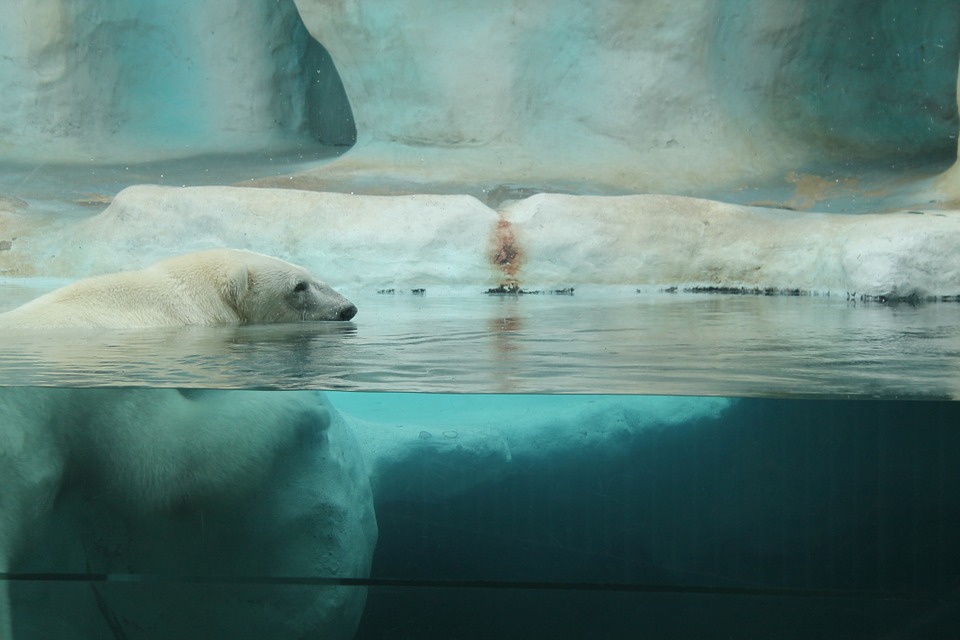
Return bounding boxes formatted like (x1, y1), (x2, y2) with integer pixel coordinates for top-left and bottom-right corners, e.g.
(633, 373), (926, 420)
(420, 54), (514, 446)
(2, 288), (958, 398)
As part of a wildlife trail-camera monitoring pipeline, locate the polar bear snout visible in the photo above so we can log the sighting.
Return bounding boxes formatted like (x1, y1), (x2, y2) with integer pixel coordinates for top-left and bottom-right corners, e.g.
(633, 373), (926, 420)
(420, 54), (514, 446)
(290, 282), (358, 322)
(338, 302), (358, 321)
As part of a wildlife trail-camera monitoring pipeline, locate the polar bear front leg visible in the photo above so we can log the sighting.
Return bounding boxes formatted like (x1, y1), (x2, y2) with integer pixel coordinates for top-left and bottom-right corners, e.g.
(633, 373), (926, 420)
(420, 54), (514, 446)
(0, 386), (73, 640)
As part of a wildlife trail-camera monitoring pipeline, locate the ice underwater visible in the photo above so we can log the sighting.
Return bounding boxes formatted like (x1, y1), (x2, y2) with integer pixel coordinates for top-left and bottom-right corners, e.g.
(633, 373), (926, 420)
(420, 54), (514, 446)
(3, 0), (960, 638)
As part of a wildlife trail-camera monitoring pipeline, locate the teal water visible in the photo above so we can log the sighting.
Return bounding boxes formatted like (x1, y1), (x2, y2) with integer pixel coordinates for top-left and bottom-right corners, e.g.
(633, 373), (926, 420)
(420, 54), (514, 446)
(2, 289), (959, 398)
(358, 396), (960, 640)
(3, 390), (959, 639)
(2, 290), (959, 638)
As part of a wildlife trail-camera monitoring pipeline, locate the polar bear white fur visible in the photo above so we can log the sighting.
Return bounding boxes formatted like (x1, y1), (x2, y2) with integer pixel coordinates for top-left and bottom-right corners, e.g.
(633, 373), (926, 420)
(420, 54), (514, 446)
(0, 388), (377, 639)
(0, 249), (357, 329)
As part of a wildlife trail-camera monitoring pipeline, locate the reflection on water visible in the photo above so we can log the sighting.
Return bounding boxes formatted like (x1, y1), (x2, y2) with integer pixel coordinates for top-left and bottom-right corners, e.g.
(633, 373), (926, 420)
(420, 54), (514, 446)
(1, 290), (960, 398)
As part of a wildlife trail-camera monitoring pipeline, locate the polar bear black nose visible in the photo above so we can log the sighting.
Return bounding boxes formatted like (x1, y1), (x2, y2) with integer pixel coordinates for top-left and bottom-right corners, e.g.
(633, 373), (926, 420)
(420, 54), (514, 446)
(339, 303), (358, 321)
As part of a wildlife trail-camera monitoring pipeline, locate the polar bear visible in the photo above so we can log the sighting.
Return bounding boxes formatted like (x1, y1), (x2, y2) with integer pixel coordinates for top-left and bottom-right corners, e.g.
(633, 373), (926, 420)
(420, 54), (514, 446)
(0, 249), (357, 329)
(0, 388), (377, 639)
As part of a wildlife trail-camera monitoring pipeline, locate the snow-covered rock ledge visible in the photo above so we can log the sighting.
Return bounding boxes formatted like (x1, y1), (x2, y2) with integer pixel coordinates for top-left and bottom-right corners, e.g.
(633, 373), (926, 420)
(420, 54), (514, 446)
(4, 185), (960, 299)
(503, 194), (960, 300)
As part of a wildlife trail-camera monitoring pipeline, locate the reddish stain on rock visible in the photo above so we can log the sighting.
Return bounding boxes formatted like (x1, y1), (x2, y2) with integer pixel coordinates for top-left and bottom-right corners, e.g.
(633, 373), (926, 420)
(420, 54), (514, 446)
(491, 217), (522, 281)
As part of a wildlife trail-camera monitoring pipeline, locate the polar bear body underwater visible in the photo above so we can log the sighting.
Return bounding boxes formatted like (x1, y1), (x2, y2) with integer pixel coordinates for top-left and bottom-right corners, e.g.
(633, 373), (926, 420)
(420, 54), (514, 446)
(0, 388), (377, 640)
(0, 249), (357, 329)
(0, 250), (371, 637)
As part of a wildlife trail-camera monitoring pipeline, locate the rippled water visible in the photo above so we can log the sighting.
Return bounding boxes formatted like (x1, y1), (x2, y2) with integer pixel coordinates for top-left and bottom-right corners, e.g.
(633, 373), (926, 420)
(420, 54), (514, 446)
(2, 287), (959, 398)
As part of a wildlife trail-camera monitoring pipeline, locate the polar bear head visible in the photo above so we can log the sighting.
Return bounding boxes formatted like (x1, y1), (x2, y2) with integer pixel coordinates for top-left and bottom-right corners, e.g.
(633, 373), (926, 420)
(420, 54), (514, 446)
(214, 250), (358, 323)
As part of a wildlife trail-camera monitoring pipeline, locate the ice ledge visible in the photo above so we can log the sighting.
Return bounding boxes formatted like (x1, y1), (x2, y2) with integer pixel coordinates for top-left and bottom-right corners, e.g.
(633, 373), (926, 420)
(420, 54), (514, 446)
(3, 185), (960, 299)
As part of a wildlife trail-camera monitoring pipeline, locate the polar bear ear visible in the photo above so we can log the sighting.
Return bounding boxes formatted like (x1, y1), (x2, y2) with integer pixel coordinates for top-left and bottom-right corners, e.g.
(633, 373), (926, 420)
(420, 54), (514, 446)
(225, 263), (251, 309)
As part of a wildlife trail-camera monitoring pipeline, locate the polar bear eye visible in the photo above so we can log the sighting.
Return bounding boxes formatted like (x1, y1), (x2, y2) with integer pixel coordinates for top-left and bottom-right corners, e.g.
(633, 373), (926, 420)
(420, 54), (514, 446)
(293, 280), (309, 293)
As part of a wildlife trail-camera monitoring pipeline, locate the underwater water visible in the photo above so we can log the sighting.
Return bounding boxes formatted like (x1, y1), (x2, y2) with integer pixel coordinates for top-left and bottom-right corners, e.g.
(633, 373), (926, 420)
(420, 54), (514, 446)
(2, 292), (960, 639)
(352, 396), (960, 640)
